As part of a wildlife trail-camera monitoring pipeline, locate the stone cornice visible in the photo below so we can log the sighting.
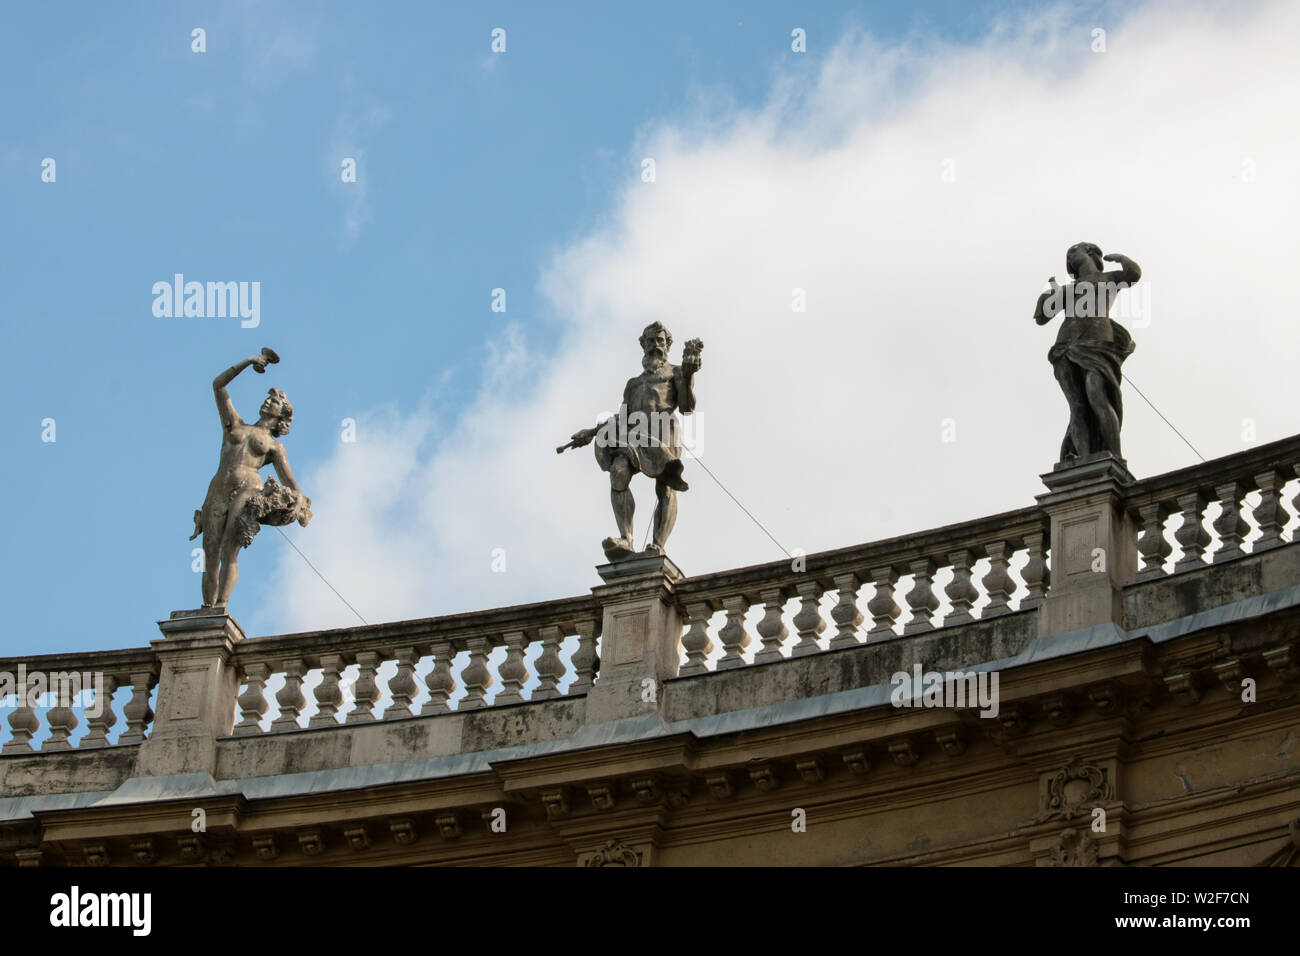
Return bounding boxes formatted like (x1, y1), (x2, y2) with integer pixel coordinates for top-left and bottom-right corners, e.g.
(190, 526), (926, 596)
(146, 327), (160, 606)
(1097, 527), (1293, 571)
(11, 610), (1295, 866)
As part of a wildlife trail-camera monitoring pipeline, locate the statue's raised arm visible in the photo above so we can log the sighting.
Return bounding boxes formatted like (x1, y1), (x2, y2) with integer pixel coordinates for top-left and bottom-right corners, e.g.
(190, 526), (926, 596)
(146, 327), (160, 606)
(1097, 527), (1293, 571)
(1102, 252), (1141, 287)
(212, 348), (279, 431)
(674, 338), (703, 413)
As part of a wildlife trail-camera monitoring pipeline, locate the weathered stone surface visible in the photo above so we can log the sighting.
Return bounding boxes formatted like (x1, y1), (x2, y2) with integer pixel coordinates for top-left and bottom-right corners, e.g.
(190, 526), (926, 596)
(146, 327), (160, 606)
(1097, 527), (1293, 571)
(134, 608), (245, 778)
(1036, 454), (1137, 636)
(586, 553), (684, 723)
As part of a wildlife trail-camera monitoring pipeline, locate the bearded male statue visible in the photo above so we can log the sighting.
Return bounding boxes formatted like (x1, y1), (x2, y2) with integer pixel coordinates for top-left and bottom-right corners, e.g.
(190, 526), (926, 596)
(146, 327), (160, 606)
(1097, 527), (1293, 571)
(558, 322), (703, 562)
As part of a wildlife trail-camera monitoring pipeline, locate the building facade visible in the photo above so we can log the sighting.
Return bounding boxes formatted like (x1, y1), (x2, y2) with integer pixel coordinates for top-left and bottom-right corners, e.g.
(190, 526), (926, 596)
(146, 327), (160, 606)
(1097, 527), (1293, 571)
(2, 440), (1299, 866)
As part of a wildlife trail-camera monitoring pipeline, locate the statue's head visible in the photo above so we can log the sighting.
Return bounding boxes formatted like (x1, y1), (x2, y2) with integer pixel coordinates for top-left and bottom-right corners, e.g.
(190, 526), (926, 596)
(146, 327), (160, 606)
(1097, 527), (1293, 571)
(260, 388), (294, 437)
(1066, 242), (1104, 279)
(639, 321), (672, 363)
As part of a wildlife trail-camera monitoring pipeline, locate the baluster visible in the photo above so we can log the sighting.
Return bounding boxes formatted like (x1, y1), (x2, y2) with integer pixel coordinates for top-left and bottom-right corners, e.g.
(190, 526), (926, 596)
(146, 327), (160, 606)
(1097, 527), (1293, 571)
(459, 637), (493, 709)
(43, 678), (78, 751)
(533, 625), (566, 700)
(1173, 492), (1211, 571)
(1020, 531), (1049, 608)
(1252, 470), (1287, 551)
(1212, 481), (1248, 562)
(680, 601), (715, 675)
(866, 566), (901, 637)
(981, 541), (1014, 617)
(570, 622), (600, 692)
(118, 671), (155, 744)
(828, 574), (863, 649)
(903, 559), (940, 635)
(790, 582), (826, 657)
(422, 641), (457, 714)
(944, 550), (977, 625)
(494, 631), (529, 705)
(1293, 464), (1300, 542)
(80, 674), (119, 748)
(717, 596), (752, 669)
(347, 651), (381, 722)
(3, 697), (39, 754)
(754, 588), (789, 664)
(1135, 502), (1172, 580)
(234, 663), (270, 734)
(309, 654), (344, 727)
(384, 646), (419, 718)
(271, 659), (306, 730)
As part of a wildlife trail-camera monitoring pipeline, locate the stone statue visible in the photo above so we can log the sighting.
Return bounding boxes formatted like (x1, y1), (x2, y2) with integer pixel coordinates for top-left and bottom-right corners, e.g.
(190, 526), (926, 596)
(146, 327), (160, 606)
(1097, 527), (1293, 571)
(558, 322), (702, 562)
(191, 349), (311, 607)
(1034, 243), (1141, 464)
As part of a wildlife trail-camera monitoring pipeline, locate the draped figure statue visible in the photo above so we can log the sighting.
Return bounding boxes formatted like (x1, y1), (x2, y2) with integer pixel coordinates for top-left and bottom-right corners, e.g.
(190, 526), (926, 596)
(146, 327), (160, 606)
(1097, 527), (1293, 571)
(1034, 242), (1141, 464)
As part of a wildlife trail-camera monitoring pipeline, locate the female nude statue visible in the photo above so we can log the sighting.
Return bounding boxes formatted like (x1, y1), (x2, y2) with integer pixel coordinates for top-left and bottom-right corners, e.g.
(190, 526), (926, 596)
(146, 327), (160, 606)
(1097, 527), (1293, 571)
(191, 349), (311, 607)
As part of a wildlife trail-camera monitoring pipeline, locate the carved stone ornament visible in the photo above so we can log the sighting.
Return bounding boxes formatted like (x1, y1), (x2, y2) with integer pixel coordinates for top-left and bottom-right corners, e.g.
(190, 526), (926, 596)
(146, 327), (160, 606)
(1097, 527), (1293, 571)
(889, 740), (920, 767)
(749, 765), (779, 791)
(344, 826), (371, 851)
(842, 750), (871, 775)
(1048, 827), (1099, 867)
(390, 818), (418, 846)
(298, 829), (325, 856)
(706, 772), (734, 799)
(796, 758), (825, 783)
(583, 840), (642, 867)
(541, 788), (570, 820)
(208, 844), (236, 865)
(1046, 757), (1111, 818)
(84, 843), (110, 867)
(436, 814), (462, 841)
(631, 777), (660, 803)
(588, 784), (616, 811)
(130, 839), (158, 865)
(1258, 818), (1300, 867)
(177, 835), (206, 863)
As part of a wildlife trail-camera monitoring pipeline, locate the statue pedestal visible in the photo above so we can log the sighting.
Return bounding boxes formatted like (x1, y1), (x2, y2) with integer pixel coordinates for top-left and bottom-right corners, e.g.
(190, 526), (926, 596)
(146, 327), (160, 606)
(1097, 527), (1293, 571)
(585, 554), (685, 724)
(1035, 454), (1137, 637)
(133, 608), (245, 777)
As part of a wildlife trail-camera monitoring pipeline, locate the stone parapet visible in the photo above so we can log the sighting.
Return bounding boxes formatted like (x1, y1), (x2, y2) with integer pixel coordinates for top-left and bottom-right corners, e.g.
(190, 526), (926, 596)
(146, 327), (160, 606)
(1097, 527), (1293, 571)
(1, 432), (1298, 825)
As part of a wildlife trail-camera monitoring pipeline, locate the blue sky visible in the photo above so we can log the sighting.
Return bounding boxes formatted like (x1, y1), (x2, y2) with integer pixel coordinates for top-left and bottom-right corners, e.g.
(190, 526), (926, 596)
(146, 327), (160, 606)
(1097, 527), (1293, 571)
(0, 0), (1023, 653)
(5, 0), (1298, 659)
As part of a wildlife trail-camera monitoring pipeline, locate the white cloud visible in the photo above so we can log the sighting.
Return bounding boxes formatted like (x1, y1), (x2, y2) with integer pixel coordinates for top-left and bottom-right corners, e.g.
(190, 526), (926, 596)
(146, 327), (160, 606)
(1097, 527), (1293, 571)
(253, 0), (1300, 636)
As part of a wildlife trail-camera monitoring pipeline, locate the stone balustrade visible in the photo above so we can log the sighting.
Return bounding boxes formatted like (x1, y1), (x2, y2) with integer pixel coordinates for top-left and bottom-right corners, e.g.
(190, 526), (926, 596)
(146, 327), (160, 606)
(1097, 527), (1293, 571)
(673, 507), (1051, 674)
(0, 648), (157, 754)
(228, 595), (602, 733)
(2, 435), (1297, 759)
(1125, 435), (1300, 581)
